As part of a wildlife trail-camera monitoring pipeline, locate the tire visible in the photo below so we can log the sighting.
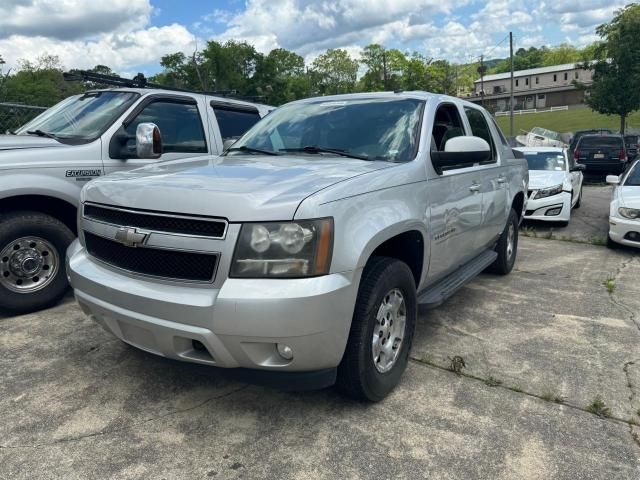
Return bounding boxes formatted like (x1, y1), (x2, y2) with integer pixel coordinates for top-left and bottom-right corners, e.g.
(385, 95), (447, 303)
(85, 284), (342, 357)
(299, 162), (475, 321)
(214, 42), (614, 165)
(606, 234), (619, 249)
(574, 187), (582, 209)
(337, 257), (417, 402)
(0, 211), (75, 314)
(557, 221), (569, 228)
(487, 208), (518, 275)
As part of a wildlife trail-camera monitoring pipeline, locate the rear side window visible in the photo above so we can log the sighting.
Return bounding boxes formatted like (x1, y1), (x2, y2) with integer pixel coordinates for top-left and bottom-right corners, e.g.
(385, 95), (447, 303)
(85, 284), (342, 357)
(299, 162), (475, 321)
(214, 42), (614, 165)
(125, 100), (207, 154)
(464, 106), (496, 161)
(579, 137), (623, 148)
(212, 105), (261, 141)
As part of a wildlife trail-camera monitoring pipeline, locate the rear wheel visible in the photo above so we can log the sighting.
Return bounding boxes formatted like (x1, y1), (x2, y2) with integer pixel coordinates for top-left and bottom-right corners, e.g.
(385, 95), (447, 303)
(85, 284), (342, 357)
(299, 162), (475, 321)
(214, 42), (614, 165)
(0, 211), (74, 314)
(487, 208), (518, 275)
(337, 257), (417, 402)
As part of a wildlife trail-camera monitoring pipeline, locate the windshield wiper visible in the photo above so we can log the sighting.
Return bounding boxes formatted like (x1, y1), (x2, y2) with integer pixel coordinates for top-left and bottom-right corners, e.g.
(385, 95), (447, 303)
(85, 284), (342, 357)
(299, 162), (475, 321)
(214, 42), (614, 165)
(26, 129), (59, 140)
(280, 146), (370, 161)
(226, 145), (280, 156)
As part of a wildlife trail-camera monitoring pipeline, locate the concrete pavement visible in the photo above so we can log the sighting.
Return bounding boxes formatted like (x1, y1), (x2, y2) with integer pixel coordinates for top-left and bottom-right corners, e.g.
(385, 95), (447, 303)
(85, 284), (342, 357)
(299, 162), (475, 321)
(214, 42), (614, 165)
(1, 235), (639, 479)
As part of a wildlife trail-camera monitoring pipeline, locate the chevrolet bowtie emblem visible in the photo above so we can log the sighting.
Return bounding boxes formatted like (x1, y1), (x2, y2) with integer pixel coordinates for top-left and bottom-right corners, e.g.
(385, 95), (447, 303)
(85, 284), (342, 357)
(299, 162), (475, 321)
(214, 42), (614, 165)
(114, 227), (148, 247)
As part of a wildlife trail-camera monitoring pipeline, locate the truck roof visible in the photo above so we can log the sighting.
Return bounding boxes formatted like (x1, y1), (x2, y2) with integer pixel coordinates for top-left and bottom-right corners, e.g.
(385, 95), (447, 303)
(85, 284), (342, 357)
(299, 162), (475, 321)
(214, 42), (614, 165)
(288, 90), (481, 108)
(83, 88), (275, 111)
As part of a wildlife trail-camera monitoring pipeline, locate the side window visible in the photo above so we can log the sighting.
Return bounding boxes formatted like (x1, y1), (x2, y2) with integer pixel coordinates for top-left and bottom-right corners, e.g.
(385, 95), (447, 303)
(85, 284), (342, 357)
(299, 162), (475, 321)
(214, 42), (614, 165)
(212, 105), (261, 142)
(125, 100), (207, 154)
(489, 116), (510, 148)
(464, 106), (496, 161)
(431, 104), (465, 152)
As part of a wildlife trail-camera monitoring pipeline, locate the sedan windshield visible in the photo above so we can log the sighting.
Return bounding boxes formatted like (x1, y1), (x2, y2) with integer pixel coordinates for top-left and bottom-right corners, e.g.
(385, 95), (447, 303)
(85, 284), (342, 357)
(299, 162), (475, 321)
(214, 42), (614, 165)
(16, 91), (139, 144)
(523, 152), (567, 171)
(227, 97), (425, 162)
(625, 163), (640, 186)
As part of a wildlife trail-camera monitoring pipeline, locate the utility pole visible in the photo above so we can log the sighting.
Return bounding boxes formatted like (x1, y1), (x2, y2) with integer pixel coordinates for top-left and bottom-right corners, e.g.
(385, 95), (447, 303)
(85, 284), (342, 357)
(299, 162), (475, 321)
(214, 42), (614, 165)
(382, 50), (388, 90)
(479, 55), (485, 107)
(509, 31), (515, 137)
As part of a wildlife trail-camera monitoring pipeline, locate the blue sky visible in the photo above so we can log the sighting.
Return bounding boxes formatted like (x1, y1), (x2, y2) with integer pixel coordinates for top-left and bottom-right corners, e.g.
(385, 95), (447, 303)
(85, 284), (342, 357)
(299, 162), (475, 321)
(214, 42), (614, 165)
(0, 0), (627, 76)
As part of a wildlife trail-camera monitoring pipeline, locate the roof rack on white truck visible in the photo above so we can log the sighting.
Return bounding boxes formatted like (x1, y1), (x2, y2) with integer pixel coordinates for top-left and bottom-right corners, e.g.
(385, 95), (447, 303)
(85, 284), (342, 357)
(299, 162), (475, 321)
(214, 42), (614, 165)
(0, 71), (274, 314)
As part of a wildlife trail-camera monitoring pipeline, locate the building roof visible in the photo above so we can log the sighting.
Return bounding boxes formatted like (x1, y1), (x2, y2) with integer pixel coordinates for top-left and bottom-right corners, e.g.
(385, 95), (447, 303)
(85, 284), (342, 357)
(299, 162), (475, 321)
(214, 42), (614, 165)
(475, 63), (582, 83)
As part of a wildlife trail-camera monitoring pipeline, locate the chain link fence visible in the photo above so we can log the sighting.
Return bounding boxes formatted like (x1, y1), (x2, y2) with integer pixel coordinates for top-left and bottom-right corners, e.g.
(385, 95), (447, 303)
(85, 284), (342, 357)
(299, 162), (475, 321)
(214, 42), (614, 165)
(0, 102), (47, 133)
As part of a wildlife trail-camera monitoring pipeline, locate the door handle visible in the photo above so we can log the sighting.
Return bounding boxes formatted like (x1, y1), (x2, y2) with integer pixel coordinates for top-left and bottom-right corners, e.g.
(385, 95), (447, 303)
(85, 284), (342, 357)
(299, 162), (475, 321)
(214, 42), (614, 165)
(497, 175), (507, 184)
(469, 184), (480, 192)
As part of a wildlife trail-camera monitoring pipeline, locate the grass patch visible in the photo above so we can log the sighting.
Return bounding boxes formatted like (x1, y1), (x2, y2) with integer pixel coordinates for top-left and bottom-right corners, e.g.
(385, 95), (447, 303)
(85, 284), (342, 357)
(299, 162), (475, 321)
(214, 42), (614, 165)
(586, 397), (611, 417)
(495, 107), (640, 135)
(485, 376), (502, 387)
(590, 236), (607, 246)
(448, 356), (466, 375)
(603, 275), (616, 294)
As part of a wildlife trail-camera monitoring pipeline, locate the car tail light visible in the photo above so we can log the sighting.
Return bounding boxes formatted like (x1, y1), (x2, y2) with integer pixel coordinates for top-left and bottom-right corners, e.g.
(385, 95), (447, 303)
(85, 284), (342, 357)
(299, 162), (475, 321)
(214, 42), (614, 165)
(619, 150), (626, 162)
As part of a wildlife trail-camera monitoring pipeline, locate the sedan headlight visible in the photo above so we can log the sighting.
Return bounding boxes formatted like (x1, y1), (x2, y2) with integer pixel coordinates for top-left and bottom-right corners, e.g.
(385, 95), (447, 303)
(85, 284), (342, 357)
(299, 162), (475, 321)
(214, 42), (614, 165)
(230, 218), (333, 278)
(533, 184), (563, 199)
(619, 207), (640, 219)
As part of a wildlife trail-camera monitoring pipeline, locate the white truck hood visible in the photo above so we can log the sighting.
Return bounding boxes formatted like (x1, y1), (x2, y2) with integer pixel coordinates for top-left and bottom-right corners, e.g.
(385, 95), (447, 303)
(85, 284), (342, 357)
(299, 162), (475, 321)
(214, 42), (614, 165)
(528, 170), (567, 190)
(83, 155), (394, 221)
(0, 134), (65, 150)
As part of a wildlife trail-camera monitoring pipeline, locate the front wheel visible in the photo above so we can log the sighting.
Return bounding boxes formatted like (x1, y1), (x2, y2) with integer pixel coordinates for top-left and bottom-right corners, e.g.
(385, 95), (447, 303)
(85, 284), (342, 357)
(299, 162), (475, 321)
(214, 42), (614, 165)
(487, 208), (518, 275)
(574, 187), (582, 209)
(0, 211), (75, 314)
(337, 257), (417, 402)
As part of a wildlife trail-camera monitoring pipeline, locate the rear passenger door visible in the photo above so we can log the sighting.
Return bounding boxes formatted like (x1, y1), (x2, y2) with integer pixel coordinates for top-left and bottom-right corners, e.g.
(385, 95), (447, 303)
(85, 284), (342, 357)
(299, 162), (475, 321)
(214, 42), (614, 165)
(208, 100), (263, 154)
(462, 106), (508, 249)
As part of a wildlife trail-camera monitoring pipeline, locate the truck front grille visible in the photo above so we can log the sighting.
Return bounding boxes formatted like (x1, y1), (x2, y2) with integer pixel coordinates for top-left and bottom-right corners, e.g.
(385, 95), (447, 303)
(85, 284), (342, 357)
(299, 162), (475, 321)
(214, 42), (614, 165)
(84, 204), (227, 238)
(84, 232), (217, 282)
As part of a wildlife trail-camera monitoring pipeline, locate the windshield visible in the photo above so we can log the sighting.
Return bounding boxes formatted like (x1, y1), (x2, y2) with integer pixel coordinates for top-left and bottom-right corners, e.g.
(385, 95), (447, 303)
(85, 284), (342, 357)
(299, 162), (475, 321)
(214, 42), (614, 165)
(625, 162), (640, 186)
(530, 127), (562, 142)
(227, 97), (425, 162)
(523, 151), (567, 171)
(16, 91), (140, 144)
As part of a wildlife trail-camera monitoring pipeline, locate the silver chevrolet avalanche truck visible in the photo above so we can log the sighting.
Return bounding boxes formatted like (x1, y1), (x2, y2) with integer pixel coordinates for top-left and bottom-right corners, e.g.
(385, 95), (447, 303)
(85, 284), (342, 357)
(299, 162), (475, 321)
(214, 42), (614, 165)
(68, 92), (528, 401)
(0, 87), (271, 313)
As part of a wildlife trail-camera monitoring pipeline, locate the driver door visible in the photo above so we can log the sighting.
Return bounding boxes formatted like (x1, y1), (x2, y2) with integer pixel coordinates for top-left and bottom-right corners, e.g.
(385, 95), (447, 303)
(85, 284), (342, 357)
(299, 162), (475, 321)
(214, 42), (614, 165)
(102, 94), (210, 175)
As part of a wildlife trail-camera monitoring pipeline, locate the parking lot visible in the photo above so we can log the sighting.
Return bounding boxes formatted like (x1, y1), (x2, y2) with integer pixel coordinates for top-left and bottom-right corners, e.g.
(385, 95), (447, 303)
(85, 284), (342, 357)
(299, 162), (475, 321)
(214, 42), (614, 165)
(2, 185), (639, 479)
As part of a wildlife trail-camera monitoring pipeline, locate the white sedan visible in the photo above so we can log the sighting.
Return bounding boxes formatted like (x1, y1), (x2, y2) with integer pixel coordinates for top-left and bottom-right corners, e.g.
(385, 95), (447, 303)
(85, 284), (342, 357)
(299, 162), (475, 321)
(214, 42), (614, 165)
(515, 147), (585, 226)
(606, 159), (640, 248)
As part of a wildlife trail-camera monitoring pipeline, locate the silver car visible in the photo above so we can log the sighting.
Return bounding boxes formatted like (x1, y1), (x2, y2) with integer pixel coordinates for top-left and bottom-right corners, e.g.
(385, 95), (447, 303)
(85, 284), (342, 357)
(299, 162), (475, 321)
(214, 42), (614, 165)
(67, 92), (528, 401)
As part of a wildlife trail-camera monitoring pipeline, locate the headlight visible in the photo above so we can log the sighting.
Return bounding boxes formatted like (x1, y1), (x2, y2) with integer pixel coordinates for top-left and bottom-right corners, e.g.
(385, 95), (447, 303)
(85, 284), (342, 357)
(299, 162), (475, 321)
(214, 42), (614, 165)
(533, 184), (563, 199)
(230, 218), (333, 278)
(619, 207), (640, 219)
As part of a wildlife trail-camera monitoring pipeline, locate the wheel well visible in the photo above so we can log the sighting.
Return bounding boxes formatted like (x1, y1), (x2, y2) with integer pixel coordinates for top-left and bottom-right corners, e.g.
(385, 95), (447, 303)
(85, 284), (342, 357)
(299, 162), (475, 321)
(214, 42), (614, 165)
(512, 192), (525, 220)
(0, 195), (78, 234)
(369, 231), (424, 286)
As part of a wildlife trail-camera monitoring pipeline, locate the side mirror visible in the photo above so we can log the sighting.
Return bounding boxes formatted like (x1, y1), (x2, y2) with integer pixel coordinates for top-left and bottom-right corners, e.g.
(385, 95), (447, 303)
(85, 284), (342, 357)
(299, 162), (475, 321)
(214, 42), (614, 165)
(431, 136), (491, 174)
(223, 137), (238, 151)
(570, 163), (586, 172)
(136, 123), (162, 159)
(606, 175), (620, 185)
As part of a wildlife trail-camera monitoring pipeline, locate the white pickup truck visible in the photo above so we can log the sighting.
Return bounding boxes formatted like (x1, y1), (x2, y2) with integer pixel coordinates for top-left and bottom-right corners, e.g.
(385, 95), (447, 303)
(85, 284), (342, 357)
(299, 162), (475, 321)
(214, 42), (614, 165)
(0, 86), (272, 313)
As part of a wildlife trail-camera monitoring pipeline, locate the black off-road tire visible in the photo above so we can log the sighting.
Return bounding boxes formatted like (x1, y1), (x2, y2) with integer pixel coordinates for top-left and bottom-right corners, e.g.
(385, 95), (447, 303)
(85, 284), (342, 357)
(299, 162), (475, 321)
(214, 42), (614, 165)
(487, 208), (519, 275)
(337, 256), (417, 402)
(0, 211), (75, 315)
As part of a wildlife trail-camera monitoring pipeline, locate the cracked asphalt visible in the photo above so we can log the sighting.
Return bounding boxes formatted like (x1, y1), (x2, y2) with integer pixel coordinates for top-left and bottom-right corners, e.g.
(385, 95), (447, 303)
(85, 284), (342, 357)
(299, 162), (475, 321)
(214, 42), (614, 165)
(2, 186), (640, 479)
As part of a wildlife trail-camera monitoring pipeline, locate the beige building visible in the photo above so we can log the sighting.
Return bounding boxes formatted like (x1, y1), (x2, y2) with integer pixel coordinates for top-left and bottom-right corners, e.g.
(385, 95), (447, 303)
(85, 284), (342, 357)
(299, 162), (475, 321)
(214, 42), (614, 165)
(467, 63), (593, 112)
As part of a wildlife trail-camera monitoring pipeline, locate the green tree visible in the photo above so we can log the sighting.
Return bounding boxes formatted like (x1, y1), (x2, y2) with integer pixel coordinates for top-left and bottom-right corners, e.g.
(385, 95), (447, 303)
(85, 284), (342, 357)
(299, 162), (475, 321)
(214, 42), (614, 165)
(310, 49), (359, 95)
(582, 4), (640, 133)
(542, 43), (580, 66)
(252, 48), (309, 104)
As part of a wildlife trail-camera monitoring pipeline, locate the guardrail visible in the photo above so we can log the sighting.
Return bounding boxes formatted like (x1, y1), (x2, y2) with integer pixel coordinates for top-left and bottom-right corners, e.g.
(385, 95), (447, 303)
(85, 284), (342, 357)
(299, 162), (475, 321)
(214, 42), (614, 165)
(495, 105), (569, 116)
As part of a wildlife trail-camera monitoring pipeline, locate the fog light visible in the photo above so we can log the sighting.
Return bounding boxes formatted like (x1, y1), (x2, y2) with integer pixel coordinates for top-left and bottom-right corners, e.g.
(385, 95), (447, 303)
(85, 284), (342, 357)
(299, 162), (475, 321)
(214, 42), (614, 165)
(545, 207), (562, 216)
(277, 343), (293, 360)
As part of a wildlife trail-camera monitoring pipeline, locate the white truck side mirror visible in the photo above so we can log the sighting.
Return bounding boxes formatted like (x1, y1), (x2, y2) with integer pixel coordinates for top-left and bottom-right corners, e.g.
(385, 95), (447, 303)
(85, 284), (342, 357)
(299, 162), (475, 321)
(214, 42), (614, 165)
(606, 175), (619, 185)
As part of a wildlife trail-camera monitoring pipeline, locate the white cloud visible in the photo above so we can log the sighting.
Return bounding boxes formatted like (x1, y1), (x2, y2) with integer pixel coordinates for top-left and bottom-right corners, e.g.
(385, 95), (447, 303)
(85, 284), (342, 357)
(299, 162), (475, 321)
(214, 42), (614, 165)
(0, 25), (197, 74)
(0, 0), (198, 73)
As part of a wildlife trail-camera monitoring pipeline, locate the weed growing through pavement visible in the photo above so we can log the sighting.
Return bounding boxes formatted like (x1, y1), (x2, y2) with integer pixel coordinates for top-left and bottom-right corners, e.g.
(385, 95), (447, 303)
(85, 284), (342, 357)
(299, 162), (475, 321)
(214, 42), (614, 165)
(603, 275), (616, 294)
(485, 376), (502, 387)
(586, 397), (611, 417)
(448, 356), (466, 375)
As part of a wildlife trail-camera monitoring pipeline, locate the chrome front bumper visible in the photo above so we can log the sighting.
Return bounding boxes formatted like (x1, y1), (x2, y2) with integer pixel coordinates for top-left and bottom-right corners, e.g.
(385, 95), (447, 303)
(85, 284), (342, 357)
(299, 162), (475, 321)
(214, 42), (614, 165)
(67, 240), (360, 372)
